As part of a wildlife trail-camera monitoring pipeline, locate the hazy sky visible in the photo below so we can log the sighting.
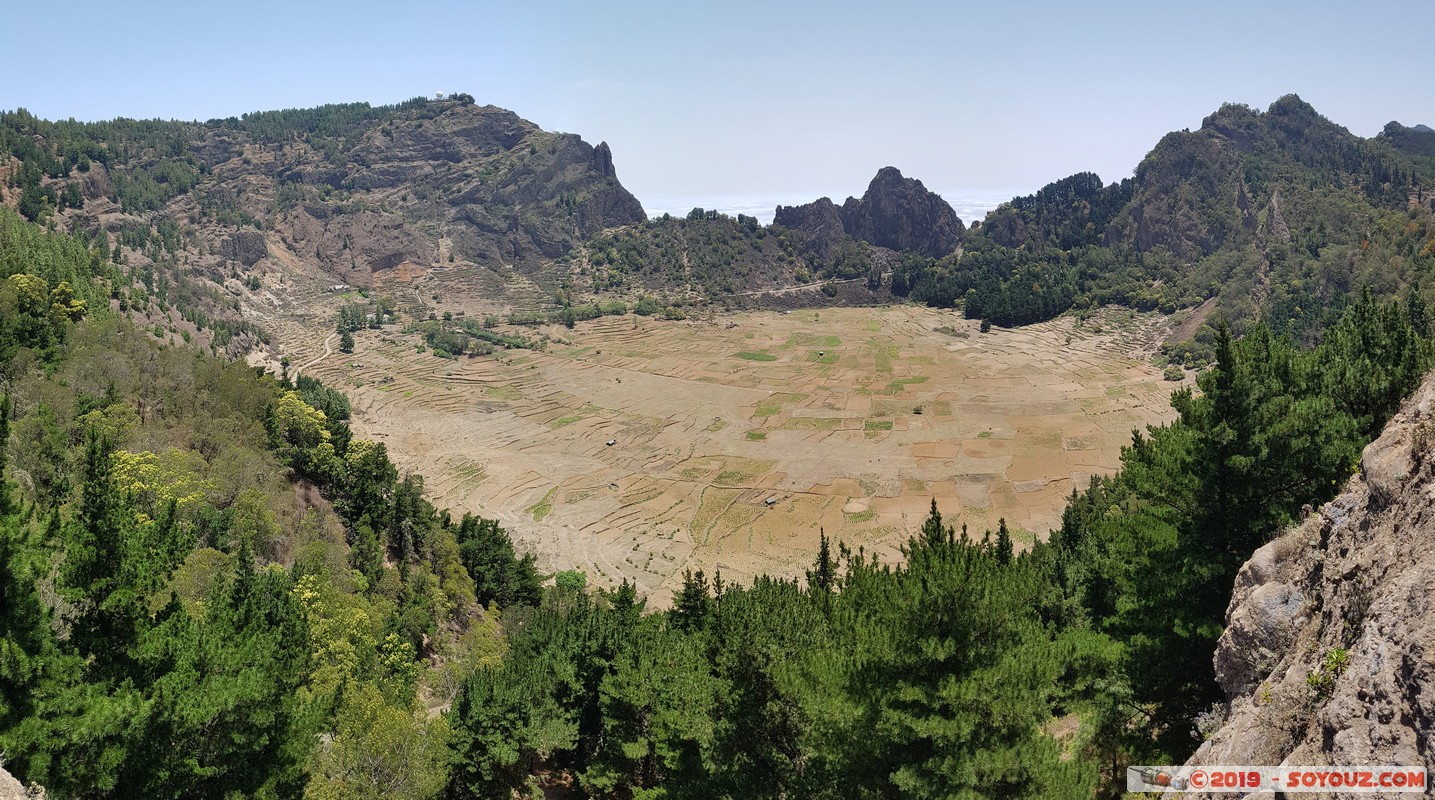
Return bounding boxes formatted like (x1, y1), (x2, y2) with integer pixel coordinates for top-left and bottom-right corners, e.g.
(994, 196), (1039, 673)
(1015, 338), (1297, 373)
(5, 0), (1432, 221)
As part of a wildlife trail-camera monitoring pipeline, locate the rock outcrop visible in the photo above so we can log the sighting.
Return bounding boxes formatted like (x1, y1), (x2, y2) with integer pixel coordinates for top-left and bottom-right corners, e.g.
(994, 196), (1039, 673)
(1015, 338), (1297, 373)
(1183, 369), (1435, 792)
(0, 765), (35, 800)
(220, 230), (268, 266)
(259, 103), (645, 280)
(69, 99), (646, 287)
(839, 167), (964, 258)
(773, 196), (848, 263)
(774, 167), (963, 261)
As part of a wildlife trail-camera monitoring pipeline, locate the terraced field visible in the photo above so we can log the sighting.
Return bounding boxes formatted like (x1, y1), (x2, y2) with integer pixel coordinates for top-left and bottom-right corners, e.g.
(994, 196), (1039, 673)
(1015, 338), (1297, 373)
(276, 301), (1183, 606)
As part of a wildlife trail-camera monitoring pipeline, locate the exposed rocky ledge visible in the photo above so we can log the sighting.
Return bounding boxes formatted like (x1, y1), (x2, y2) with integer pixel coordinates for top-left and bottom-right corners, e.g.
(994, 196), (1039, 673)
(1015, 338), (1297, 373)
(1182, 370), (1435, 795)
(0, 764), (37, 800)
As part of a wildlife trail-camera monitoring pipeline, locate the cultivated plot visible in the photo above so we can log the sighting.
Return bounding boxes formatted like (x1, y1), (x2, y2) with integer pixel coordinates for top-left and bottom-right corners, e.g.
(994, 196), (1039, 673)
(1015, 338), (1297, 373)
(298, 305), (1181, 605)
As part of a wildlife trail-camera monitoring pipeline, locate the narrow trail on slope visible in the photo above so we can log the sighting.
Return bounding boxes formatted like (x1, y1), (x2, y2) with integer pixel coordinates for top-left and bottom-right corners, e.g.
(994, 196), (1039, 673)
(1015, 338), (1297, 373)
(295, 332), (336, 379)
(734, 272), (890, 297)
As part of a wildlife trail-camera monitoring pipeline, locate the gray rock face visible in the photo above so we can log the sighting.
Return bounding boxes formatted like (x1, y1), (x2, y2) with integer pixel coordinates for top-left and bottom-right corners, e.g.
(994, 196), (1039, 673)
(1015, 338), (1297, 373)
(839, 167), (964, 258)
(1214, 533), (1310, 697)
(148, 101), (645, 286)
(773, 196), (844, 233)
(774, 167), (964, 261)
(1183, 372), (1435, 792)
(221, 231), (269, 266)
(773, 197), (848, 262)
(334, 104), (644, 269)
(0, 764), (36, 800)
(1263, 189), (1292, 244)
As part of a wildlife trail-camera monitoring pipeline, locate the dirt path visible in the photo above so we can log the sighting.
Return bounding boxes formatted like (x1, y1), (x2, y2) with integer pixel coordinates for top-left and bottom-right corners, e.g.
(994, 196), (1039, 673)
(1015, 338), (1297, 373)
(295, 332), (336, 379)
(736, 273), (886, 297)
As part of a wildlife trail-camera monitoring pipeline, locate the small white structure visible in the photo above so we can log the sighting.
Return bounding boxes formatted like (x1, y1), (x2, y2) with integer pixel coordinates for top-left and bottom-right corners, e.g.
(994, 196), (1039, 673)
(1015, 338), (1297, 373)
(764, 497), (776, 507)
(606, 439), (616, 447)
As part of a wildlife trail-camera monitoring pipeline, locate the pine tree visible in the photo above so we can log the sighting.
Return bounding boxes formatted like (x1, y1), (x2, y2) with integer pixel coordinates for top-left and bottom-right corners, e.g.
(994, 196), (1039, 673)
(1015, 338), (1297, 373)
(62, 433), (143, 672)
(671, 569), (710, 632)
(920, 498), (948, 549)
(0, 393), (11, 516)
(995, 518), (1013, 565)
(612, 578), (641, 624)
(806, 529), (836, 593)
(349, 519), (384, 588)
(456, 513), (542, 608)
(0, 514), (50, 731)
(1407, 281), (1430, 339)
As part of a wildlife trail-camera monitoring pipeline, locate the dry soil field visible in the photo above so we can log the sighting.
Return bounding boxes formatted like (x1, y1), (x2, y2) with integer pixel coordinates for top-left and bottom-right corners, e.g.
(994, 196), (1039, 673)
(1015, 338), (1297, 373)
(285, 303), (1183, 605)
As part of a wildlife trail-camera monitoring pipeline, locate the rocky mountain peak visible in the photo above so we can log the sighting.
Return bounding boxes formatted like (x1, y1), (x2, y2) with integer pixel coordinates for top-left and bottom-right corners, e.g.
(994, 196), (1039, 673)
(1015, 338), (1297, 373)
(1267, 92), (1320, 120)
(839, 167), (964, 258)
(592, 141), (617, 178)
(771, 168), (963, 264)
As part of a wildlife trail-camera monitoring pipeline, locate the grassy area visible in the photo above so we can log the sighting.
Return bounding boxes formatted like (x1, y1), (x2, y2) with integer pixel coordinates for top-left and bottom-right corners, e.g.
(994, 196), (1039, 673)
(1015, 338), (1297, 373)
(483, 384), (524, 400)
(753, 392), (805, 418)
(735, 350), (778, 362)
(549, 415), (583, 428)
(620, 488), (664, 507)
(449, 460), (487, 487)
(526, 487), (557, 521)
(786, 333), (842, 349)
(867, 339), (899, 373)
(844, 509), (877, 523)
(711, 457), (775, 486)
(864, 419), (894, 431)
(745, 430), (767, 441)
(879, 376), (929, 395)
(777, 417), (844, 431)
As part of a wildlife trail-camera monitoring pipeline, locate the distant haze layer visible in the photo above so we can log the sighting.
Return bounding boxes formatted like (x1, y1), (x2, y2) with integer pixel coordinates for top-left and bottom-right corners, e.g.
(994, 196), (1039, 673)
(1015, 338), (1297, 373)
(645, 189), (1026, 226)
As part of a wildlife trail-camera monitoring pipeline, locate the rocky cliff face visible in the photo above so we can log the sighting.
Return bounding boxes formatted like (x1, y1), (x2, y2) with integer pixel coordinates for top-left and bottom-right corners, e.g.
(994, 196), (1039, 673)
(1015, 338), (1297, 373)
(772, 196), (848, 263)
(774, 167), (963, 260)
(839, 167), (964, 258)
(262, 103), (644, 281)
(54, 100), (646, 288)
(1184, 369), (1435, 788)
